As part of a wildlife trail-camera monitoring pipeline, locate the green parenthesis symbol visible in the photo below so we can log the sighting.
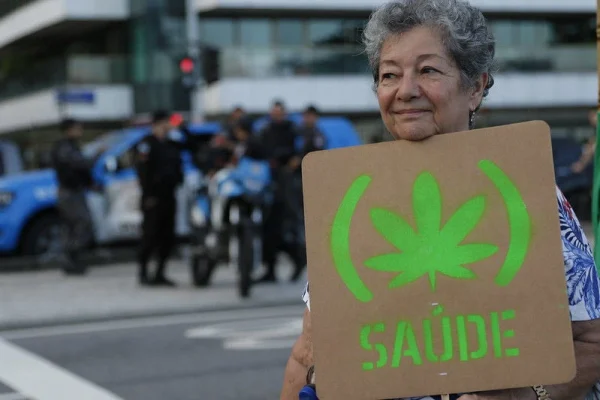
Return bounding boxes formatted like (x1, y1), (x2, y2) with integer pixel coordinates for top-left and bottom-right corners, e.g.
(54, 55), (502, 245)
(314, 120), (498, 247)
(478, 160), (531, 286)
(331, 175), (373, 302)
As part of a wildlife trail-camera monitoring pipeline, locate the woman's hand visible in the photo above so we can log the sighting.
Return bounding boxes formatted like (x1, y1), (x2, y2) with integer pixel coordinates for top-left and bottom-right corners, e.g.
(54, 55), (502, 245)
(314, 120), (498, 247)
(280, 308), (313, 400)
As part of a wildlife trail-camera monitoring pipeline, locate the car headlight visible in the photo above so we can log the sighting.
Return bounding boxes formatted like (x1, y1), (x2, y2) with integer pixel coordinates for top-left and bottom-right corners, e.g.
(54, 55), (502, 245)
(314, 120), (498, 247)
(0, 191), (14, 207)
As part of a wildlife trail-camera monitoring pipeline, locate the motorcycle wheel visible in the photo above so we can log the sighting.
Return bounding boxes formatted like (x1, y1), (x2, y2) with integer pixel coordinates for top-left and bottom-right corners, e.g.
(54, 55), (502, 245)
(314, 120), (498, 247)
(238, 221), (254, 298)
(191, 255), (216, 287)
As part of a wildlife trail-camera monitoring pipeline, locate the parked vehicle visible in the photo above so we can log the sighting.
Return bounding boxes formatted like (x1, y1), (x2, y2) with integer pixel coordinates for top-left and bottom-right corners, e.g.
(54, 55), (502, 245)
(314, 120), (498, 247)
(0, 123), (220, 257)
(0, 140), (24, 177)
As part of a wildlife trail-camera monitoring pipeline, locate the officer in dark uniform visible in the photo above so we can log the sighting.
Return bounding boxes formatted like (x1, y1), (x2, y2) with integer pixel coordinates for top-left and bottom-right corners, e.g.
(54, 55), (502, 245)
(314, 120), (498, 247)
(50, 118), (97, 275)
(230, 116), (267, 161)
(256, 100), (303, 283)
(296, 105), (327, 159)
(279, 105), (327, 282)
(134, 111), (186, 287)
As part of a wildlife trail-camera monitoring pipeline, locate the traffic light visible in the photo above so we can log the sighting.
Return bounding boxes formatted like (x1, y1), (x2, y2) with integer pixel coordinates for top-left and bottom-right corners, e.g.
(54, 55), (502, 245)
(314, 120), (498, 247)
(179, 56), (198, 89)
(170, 113), (184, 127)
(201, 45), (220, 85)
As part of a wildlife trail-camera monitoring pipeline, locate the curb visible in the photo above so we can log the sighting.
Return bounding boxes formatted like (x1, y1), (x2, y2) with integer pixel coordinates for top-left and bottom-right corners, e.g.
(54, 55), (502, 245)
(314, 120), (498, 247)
(0, 298), (304, 332)
(0, 247), (138, 274)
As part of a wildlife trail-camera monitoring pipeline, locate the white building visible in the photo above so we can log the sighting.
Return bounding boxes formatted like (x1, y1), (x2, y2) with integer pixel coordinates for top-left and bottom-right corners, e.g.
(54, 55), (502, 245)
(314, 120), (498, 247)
(194, 0), (597, 140)
(0, 0), (132, 139)
(0, 0), (188, 158)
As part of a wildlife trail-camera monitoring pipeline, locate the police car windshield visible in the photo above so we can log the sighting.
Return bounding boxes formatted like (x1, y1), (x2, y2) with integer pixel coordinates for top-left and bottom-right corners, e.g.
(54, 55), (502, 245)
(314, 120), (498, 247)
(82, 132), (122, 158)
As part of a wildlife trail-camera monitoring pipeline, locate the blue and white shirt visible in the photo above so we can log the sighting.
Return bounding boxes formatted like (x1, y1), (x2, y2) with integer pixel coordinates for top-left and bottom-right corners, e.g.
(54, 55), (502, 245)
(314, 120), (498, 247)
(302, 186), (600, 400)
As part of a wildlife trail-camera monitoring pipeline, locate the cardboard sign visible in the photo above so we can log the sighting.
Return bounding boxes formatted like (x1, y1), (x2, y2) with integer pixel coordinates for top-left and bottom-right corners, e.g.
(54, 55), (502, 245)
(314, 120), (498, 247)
(301, 121), (576, 400)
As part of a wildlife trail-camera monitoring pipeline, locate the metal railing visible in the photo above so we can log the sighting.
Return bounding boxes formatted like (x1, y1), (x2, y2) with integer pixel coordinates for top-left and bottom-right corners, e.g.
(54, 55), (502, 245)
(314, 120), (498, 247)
(218, 46), (370, 79)
(212, 44), (596, 79)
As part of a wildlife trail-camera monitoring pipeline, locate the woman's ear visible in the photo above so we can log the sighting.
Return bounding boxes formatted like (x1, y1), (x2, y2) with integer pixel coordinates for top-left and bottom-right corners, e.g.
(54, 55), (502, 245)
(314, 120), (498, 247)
(469, 72), (489, 112)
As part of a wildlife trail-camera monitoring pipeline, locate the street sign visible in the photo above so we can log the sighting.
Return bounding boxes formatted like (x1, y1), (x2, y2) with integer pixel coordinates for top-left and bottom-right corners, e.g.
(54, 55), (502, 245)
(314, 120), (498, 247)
(55, 89), (95, 104)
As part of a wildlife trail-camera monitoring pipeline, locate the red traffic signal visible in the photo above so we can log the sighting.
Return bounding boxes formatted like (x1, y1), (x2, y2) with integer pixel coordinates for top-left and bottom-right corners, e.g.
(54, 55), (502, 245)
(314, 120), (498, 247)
(170, 113), (184, 127)
(179, 57), (195, 74)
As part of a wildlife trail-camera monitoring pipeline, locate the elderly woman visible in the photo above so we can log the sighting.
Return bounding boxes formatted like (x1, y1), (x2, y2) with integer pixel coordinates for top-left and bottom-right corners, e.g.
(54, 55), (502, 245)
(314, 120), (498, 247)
(279, 0), (600, 399)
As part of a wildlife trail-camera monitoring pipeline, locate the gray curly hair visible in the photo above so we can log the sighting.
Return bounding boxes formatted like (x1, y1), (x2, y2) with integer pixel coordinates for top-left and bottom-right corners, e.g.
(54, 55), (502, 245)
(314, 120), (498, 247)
(362, 0), (497, 126)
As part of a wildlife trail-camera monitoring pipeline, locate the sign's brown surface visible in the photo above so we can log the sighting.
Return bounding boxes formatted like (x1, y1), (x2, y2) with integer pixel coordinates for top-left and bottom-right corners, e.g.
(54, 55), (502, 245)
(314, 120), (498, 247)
(301, 121), (576, 400)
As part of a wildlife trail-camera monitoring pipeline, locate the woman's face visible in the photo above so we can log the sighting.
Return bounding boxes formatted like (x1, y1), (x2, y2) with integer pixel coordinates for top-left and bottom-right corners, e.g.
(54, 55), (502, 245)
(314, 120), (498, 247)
(376, 26), (488, 141)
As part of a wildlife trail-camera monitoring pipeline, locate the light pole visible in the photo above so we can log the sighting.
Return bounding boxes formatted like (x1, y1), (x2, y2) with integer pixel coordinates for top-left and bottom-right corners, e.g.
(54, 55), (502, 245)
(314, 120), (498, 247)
(185, 0), (203, 122)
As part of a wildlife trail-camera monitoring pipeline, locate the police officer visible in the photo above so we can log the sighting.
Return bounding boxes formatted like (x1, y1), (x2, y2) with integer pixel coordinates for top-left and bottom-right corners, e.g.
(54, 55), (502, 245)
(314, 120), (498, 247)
(50, 118), (97, 275)
(231, 116), (267, 161)
(279, 105), (327, 282)
(256, 100), (303, 283)
(296, 105), (327, 159)
(134, 111), (185, 287)
(223, 106), (245, 142)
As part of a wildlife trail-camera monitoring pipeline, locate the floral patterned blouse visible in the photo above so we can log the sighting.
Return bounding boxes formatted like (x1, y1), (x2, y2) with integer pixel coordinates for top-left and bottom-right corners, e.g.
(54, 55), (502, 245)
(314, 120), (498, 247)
(302, 187), (600, 400)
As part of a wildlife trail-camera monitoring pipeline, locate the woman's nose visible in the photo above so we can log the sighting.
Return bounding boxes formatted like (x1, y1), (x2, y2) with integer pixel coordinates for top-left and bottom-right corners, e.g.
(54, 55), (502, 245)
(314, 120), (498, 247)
(396, 73), (421, 101)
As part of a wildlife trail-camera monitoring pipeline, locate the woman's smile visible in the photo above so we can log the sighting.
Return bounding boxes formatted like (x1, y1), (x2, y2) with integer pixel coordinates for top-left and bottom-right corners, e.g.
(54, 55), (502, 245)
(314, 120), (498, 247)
(392, 109), (431, 121)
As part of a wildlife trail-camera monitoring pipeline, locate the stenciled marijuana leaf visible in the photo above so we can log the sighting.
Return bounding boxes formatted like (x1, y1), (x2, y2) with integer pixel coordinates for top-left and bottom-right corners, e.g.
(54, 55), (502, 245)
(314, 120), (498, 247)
(365, 171), (498, 291)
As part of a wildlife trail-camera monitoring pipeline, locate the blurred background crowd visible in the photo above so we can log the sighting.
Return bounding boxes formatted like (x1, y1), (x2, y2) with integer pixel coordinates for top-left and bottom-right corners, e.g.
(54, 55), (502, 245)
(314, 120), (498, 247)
(0, 0), (597, 262)
(0, 0), (594, 265)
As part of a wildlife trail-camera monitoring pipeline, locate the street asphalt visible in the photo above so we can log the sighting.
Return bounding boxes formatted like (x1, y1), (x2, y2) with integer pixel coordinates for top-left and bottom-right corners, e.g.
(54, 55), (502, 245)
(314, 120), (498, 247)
(0, 252), (307, 400)
(0, 304), (306, 400)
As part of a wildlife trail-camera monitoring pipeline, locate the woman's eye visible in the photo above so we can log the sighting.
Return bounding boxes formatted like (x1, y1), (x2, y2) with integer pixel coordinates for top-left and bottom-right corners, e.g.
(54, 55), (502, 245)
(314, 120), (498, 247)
(380, 73), (395, 80)
(421, 66), (438, 74)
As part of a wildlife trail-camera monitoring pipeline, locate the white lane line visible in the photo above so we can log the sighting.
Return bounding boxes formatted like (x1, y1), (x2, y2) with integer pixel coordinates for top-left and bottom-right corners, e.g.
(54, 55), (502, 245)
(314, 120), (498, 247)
(0, 338), (123, 400)
(185, 317), (303, 350)
(0, 305), (304, 340)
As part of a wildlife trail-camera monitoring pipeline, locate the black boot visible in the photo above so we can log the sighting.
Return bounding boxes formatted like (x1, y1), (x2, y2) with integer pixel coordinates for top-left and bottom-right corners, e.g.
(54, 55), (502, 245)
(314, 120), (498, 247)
(139, 264), (151, 286)
(153, 260), (177, 287)
(63, 250), (87, 276)
(256, 261), (277, 283)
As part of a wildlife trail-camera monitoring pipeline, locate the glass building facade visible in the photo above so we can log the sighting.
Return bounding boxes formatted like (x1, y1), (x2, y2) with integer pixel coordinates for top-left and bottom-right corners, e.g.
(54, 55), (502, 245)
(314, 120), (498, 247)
(199, 15), (596, 80)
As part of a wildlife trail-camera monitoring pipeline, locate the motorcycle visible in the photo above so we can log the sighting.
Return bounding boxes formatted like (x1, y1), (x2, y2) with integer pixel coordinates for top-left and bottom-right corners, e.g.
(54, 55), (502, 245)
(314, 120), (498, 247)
(188, 156), (272, 298)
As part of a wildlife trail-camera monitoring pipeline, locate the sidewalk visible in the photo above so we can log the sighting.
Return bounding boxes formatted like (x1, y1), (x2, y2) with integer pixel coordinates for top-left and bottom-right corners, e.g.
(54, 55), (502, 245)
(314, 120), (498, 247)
(0, 222), (595, 331)
(0, 258), (306, 330)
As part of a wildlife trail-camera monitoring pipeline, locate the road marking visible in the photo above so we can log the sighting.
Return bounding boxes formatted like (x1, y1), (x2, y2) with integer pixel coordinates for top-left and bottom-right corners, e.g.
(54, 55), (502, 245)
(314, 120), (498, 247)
(0, 305), (304, 340)
(0, 338), (123, 400)
(185, 316), (303, 350)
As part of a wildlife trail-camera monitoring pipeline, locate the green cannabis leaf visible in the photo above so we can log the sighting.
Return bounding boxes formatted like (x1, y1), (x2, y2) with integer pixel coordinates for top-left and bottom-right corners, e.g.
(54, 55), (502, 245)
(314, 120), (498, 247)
(365, 171), (498, 291)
